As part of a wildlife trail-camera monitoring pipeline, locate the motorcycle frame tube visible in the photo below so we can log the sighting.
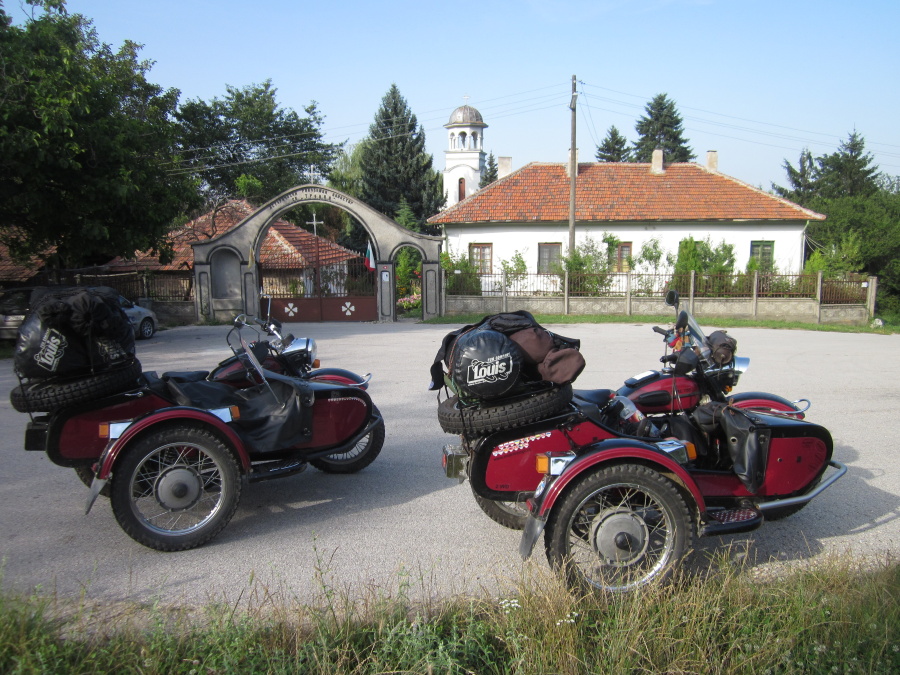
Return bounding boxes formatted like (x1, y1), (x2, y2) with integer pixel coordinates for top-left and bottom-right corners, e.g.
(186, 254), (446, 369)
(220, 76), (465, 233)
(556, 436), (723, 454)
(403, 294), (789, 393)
(95, 407), (251, 480)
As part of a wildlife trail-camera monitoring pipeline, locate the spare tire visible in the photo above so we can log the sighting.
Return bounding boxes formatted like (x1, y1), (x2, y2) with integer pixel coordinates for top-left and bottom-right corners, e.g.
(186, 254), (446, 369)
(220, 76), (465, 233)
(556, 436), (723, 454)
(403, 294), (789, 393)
(438, 384), (574, 436)
(10, 359), (143, 413)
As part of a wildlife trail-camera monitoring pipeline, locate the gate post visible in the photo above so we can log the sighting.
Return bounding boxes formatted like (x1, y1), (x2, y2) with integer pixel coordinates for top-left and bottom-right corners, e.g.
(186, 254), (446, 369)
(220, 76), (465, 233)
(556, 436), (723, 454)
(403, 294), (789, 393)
(377, 262), (395, 322)
(421, 260), (441, 321)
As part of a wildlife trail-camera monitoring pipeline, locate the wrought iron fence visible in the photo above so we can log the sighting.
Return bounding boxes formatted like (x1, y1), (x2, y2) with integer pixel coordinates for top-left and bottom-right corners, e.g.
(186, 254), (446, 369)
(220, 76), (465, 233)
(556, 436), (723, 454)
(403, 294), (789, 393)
(261, 259), (375, 298)
(446, 271), (869, 305)
(21, 269), (194, 301)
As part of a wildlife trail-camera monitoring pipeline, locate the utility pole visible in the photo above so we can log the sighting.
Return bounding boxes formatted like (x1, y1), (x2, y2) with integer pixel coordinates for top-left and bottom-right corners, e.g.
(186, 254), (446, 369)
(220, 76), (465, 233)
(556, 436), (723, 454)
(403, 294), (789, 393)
(568, 75), (578, 255)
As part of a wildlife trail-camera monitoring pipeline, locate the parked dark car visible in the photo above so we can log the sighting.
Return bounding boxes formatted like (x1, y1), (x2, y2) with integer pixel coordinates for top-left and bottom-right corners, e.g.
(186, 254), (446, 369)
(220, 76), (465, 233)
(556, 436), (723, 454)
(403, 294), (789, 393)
(0, 287), (158, 340)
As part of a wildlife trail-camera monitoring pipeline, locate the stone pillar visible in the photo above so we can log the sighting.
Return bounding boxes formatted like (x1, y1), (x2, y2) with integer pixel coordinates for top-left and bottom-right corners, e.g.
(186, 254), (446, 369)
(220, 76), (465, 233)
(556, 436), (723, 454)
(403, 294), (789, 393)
(377, 262), (395, 322)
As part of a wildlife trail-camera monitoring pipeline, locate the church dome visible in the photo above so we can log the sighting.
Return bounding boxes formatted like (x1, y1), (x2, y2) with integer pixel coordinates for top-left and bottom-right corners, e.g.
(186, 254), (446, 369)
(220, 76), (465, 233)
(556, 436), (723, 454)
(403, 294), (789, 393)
(446, 105), (487, 127)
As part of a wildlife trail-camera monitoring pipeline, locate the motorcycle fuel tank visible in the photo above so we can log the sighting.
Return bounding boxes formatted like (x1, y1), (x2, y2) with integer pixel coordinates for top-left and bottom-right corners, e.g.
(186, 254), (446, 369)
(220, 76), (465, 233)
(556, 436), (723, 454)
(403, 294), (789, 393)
(618, 370), (701, 413)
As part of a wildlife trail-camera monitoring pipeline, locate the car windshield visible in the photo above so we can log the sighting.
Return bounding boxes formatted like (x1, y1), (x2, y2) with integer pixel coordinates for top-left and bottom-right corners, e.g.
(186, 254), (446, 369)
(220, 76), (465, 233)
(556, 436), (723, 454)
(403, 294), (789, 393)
(0, 290), (30, 314)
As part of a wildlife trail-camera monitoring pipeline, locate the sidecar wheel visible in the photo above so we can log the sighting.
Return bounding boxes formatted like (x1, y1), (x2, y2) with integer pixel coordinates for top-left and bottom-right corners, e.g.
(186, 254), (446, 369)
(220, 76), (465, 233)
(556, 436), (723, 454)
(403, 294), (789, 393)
(545, 464), (694, 593)
(310, 405), (385, 474)
(472, 490), (528, 530)
(438, 384), (573, 436)
(110, 425), (241, 551)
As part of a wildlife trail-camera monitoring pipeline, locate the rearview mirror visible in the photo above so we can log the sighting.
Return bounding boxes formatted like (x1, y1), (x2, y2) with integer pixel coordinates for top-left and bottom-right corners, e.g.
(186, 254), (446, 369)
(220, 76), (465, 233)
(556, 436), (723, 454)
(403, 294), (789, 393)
(665, 289), (679, 309)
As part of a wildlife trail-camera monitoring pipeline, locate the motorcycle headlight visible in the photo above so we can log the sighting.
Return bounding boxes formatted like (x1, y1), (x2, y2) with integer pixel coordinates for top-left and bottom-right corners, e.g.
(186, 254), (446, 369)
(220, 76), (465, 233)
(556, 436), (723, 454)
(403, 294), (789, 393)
(282, 337), (317, 369)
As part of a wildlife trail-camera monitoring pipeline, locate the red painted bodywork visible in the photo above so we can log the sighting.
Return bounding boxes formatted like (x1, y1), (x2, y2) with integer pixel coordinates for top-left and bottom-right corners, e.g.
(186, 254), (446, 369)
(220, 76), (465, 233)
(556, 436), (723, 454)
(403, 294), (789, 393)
(292, 391), (369, 448)
(626, 374), (701, 413)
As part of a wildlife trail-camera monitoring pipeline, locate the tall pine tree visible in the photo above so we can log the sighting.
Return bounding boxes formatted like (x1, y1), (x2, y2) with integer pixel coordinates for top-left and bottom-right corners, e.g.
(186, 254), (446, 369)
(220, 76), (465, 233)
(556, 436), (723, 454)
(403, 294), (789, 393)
(631, 93), (695, 163)
(479, 152), (499, 188)
(358, 84), (444, 231)
(595, 125), (631, 162)
(773, 148), (818, 205)
(815, 131), (880, 199)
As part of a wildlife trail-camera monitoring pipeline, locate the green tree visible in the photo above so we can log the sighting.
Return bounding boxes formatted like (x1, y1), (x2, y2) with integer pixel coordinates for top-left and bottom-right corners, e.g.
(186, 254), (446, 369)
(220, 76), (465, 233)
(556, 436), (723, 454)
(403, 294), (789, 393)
(671, 236), (736, 295)
(595, 125), (631, 162)
(632, 93), (695, 164)
(554, 234), (620, 296)
(772, 148), (818, 205)
(815, 131), (881, 199)
(175, 81), (340, 208)
(358, 84), (445, 232)
(0, 0), (200, 268)
(479, 152), (499, 188)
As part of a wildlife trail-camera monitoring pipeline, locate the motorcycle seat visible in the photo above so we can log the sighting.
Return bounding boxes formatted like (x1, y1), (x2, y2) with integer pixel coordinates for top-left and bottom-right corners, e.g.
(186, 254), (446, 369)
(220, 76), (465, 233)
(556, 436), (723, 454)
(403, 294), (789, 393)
(162, 370), (210, 383)
(573, 389), (615, 407)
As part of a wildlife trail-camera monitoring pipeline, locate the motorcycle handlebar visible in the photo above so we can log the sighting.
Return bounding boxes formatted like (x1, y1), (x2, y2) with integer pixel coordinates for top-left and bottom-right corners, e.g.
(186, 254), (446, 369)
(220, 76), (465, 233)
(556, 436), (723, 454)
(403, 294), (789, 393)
(652, 326), (669, 336)
(660, 353), (679, 364)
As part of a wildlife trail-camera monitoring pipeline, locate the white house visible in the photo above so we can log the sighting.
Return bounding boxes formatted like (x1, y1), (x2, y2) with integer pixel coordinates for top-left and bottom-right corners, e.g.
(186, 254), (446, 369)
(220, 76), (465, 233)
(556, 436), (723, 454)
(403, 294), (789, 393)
(430, 149), (824, 275)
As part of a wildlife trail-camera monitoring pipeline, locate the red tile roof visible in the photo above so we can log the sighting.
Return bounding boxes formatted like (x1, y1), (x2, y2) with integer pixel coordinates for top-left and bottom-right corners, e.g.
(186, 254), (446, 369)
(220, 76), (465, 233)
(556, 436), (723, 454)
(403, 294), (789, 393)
(0, 242), (48, 283)
(108, 200), (360, 271)
(429, 162), (825, 224)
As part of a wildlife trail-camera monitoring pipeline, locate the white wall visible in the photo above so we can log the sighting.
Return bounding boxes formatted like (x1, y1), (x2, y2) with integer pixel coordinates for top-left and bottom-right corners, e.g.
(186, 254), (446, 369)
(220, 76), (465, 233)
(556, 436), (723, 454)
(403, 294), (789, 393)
(443, 220), (807, 274)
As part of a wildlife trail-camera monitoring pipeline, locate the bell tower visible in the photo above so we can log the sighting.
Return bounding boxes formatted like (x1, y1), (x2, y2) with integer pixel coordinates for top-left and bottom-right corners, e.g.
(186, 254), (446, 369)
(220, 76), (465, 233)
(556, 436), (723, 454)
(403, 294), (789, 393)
(443, 99), (487, 208)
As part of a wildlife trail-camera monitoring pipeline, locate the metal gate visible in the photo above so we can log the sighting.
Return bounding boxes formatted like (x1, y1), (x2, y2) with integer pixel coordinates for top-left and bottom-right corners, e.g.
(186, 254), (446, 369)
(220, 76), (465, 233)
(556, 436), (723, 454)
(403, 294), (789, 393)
(260, 258), (377, 322)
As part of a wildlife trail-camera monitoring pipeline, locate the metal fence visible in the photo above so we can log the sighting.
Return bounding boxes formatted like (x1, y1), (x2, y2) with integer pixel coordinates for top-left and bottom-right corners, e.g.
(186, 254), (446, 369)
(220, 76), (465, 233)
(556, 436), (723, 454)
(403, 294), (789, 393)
(17, 269), (195, 302)
(446, 270), (870, 305)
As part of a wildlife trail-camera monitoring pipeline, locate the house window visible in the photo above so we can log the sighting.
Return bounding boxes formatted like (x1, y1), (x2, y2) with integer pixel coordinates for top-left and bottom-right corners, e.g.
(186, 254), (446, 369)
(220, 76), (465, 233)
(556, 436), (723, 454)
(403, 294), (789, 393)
(750, 241), (774, 270)
(616, 243), (632, 272)
(469, 243), (492, 274)
(458, 178), (466, 203)
(538, 243), (562, 273)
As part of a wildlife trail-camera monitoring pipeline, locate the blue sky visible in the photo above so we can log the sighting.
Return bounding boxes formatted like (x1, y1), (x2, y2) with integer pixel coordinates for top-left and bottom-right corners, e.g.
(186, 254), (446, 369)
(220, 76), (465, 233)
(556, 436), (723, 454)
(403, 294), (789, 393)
(17, 0), (900, 189)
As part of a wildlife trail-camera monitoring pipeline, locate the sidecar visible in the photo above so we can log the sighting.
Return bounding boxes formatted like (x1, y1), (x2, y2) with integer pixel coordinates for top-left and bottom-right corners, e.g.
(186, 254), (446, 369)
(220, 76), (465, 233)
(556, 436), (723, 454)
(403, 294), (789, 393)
(16, 316), (384, 552)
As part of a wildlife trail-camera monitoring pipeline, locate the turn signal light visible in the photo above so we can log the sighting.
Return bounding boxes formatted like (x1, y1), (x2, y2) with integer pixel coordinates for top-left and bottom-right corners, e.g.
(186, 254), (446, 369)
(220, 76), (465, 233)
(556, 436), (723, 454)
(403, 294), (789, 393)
(684, 442), (697, 460)
(229, 405), (241, 420)
(535, 454), (550, 474)
(312, 359), (321, 368)
(99, 423), (109, 438)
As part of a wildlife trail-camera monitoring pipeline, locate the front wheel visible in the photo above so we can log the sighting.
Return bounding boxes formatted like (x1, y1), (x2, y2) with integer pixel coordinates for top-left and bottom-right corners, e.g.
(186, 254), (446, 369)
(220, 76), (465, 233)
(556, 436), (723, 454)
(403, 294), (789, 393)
(310, 405), (385, 474)
(545, 464), (694, 593)
(138, 318), (155, 339)
(110, 425), (241, 551)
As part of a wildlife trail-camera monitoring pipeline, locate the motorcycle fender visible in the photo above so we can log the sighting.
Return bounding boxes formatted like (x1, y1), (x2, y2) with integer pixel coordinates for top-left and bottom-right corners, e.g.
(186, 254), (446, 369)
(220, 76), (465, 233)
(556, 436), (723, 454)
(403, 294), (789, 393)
(730, 391), (805, 418)
(534, 441), (706, 519)
(95, 407), (251, 481)
(308, 368), (369, 389)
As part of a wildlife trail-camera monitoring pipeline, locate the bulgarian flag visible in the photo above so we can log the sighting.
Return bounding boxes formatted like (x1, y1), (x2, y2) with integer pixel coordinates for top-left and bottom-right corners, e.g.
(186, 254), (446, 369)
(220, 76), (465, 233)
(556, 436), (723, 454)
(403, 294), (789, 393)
(364, 240), (375, 271)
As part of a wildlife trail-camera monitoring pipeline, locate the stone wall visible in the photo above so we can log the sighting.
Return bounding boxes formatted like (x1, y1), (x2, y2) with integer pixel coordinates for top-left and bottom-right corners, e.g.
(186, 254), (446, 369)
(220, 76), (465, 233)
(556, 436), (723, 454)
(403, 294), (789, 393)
(444, 295), (868, 325)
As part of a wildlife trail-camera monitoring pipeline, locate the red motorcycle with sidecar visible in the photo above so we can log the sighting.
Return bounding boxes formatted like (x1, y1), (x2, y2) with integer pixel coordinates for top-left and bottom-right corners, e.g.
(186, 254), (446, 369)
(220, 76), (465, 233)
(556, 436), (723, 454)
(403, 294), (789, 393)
(11, 287), (384, 551)
(432, 293), (845, 592)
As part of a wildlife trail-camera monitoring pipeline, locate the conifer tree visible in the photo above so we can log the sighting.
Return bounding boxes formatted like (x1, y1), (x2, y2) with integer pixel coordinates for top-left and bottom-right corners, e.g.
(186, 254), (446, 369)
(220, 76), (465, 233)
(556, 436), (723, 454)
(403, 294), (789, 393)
(773, 148), (818, 205)
(631, 93), (695, 163)
(358, 84), (444, 231)
(479, 152), (499, 188)
(595, 125), (631, 162)
(815, 131), (880, 199)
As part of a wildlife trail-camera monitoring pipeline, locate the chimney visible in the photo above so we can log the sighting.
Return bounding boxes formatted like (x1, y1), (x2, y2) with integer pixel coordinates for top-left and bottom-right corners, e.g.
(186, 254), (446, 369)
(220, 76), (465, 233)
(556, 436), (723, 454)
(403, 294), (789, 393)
(498, 156), (512, 179)
(706, 150), (719, 172)
(566, 148), (579, 178)
(651, 148), (664, 174)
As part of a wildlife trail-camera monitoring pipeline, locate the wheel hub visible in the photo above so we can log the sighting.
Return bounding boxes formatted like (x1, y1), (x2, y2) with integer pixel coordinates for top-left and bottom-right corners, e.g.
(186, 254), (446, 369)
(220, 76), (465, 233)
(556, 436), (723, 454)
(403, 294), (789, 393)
(591, 508), (650, 565)
(155, 467), (202, 510)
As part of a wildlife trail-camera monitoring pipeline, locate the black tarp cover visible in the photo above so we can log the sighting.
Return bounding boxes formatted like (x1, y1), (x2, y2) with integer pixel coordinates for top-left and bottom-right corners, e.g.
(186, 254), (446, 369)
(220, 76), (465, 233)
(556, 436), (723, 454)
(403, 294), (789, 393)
(14, 286), (135, 379)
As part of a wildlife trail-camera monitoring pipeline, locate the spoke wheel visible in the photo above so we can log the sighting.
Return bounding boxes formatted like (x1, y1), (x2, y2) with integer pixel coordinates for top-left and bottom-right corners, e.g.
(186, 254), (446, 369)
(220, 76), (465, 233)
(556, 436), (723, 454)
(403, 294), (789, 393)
(310, 405), (385, 474)
(472, 490), (528, 530)
(110, 425), (241, 551)
(545, 464), (693, 593)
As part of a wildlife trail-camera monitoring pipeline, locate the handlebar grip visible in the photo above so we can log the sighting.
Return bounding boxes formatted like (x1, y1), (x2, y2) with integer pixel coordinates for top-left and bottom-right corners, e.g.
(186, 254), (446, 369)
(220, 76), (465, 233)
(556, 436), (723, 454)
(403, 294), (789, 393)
(652, 326), (669, 336)
(660, 354), (678, 364)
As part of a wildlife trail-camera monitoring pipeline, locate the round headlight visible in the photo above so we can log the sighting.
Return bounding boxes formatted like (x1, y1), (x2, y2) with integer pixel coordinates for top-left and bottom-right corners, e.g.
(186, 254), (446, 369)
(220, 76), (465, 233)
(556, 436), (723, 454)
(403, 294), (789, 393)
(307, 338), (317, 365)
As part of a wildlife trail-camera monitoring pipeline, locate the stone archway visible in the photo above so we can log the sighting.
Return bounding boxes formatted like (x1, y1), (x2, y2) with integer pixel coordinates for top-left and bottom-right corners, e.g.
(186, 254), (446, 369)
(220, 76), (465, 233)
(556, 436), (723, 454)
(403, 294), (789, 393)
(191, 185), (443, 322)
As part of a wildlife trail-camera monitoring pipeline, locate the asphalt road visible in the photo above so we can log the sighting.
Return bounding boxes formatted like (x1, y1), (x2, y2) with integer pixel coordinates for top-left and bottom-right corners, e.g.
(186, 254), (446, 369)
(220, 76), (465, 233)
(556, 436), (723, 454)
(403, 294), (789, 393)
(1, 320), (898, 608)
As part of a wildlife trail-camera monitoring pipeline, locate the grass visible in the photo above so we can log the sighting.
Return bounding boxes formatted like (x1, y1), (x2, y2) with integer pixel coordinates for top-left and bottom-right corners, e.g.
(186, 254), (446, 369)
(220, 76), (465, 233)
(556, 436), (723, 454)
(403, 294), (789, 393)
(2, 554), (898, 674)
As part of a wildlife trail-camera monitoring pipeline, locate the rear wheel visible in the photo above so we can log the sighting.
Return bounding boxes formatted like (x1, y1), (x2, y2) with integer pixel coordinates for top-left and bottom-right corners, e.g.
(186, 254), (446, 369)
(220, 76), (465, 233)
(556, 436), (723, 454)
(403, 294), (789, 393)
(110, 425), (241, 551)
(472, 490), (528, 530)
(138, 318), (155, 339)
(545, 464), (693, 593)
(310, 405), (385, 474)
